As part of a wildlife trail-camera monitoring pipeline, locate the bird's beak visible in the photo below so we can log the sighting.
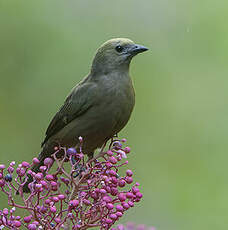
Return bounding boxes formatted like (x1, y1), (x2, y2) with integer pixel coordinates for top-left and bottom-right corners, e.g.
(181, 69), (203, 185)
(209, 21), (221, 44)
(129, 44), (149, 55)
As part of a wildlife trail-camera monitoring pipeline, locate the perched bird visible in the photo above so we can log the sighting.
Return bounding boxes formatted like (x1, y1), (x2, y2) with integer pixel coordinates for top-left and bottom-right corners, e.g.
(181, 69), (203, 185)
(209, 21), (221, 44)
(23, 38), (148, 192)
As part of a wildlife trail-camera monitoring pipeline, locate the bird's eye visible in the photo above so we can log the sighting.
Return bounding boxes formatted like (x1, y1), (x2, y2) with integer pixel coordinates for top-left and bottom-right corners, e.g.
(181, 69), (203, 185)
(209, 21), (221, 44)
(115, 45), (124, 53)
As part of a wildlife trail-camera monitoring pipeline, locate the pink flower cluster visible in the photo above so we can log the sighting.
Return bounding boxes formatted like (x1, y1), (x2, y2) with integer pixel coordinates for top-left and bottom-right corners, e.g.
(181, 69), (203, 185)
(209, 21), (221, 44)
(113, 222), (156, 230)
(0, 138), (143, 229)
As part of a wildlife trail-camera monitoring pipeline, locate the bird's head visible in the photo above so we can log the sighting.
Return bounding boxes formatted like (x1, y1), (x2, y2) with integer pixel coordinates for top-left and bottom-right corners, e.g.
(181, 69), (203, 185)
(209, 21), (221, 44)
(91, 38), (148, 74)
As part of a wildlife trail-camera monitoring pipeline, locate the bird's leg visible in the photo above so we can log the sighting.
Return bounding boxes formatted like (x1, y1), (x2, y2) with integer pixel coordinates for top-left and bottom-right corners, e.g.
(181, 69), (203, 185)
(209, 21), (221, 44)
(86, 153), (94, 166)
(109, 135), (117, 149)
(86, 140), (108, 165)
(87, 151), (106, 164)
(100, 139), (108, 154)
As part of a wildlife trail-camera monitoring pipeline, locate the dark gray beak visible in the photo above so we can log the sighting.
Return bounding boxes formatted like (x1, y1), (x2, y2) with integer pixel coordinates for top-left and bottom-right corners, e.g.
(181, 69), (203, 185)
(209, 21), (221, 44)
(130, 44), (149, 55)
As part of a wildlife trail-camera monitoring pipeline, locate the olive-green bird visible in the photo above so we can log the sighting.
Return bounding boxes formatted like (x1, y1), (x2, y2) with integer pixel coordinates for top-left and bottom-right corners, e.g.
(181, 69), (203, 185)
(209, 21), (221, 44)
(23, 38), (148, 192)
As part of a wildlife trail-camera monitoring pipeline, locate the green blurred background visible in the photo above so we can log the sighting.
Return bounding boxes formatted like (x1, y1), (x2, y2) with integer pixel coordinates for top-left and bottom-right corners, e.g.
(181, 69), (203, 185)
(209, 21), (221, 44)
(1, 0), (228, 229)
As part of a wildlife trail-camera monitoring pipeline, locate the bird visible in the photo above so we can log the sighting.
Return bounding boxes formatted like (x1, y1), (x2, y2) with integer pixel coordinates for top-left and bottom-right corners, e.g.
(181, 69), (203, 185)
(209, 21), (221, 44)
(23, 38), (148, 192)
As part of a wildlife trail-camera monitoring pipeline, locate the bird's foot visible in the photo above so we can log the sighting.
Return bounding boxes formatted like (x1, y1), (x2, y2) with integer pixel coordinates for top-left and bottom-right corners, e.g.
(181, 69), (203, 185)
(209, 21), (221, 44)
(86, 151), (106, 165)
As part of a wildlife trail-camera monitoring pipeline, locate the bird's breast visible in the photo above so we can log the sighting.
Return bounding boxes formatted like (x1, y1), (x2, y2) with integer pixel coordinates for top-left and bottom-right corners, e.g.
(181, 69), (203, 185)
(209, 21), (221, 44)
(94, 75), (135, 134)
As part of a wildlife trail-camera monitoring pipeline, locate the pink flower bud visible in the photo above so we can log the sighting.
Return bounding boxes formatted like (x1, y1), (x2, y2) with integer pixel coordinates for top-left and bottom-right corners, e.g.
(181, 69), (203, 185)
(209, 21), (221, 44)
(32, 221), (39, 225)
(116, 211), (123, 217)
(105, 162), (112, 168)
(105, 186), (111, 193)
(125, 176), (133, 184)
(17, 168), (26, 177)
(124, 147), (131, 153)
(111, 187), (118, 196)
(44, 158), (53, 167)
(132, 187), (140, 194)
(58, 194), (65, 200)
(107, 150), (113, 156)
(109, 170), (116, 176)
(22, 161), (31, 168)
(118, 193), (126, 202)
(3, 208), (8, 215)
(83, 199), (91, 205)
(45, 199), (51, 205)
(0, 164), (5, 170)
(27, 170), (32, 175)
(126, 192), (134, 199)
(28, 224), (36, 230)
(116, 224), (125, 230)
(10, 161), (16, 166)
(46, 174), (54, 181)
(106, 203), (114, 210)
(128, 201), (135, 207)
(7, 166), (14, 173)
(126, 169), (133, 177)
(118, 179), (126, 188)
(51, 181), (57, 187)
(16, 167), (21, 174)
(50, 206), (56, 213)
(32, 158), (40, 165)
(122, 202), (130, 210)
(103, 196), (112, 203)
(40, 166), (47, 172)
(100, 189), (107, 194)
(136, 192), (143, 199)
(13, 220), (21, 227)
(35, 184), (42, 191)
(67, 213), (73, 218)
(94, 188), (100, 193)
(24, 215), (32, 223)
(40, 206), (48, 214)
(69, 199), (79, 207)
(40, 180), (48, 188)
(105, 218), (113, 224)
(109, 214), (117, 220)
(116, 204), (124, 212)
(111, 177), (118, 184)
(35, 173), (43, 181)
(0, 179), (5, 187)
(54, 218), (61, 223)
(117, 150), (127, 158)
(52, 197), (59, 203)
(104, 177), (110, 184)
(109, 156), (117, 164)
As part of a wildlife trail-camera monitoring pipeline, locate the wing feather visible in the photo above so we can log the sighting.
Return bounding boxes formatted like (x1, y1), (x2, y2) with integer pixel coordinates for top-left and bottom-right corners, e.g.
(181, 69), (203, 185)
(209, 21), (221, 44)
(41, 81), (97, 146)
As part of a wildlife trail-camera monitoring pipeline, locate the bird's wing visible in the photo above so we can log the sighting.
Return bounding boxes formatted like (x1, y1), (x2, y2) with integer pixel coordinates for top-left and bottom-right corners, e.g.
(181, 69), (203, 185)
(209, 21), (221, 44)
(41, 81), (98, 147)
